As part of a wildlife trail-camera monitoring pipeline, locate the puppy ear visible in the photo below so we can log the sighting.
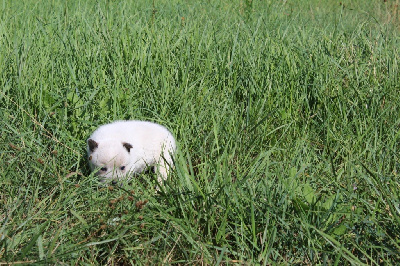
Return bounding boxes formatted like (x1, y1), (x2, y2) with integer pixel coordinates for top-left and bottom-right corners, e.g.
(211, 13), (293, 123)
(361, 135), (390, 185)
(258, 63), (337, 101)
(122, 142), (133, 153)
(88, 139), (98, 152)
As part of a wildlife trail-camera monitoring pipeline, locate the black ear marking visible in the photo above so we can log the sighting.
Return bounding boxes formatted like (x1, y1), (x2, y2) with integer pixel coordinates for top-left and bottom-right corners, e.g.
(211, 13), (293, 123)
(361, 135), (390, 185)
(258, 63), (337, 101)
(88, 139), (98, 152)
(122, 142), (133, 153)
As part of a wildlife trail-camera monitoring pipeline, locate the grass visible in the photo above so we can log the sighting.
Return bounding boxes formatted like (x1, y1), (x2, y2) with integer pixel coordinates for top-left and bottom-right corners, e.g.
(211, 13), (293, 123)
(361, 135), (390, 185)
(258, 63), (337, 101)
(1, 0), (399, 264)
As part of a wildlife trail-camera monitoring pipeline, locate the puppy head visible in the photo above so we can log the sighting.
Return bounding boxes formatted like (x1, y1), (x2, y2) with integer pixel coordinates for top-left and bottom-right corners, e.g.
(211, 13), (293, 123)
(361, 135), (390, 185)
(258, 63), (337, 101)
(87, 139), (133, 182)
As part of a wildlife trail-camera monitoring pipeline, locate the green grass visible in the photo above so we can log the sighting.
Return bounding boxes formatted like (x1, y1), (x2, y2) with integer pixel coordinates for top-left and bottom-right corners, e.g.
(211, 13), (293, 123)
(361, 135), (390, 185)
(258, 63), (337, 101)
(1, 0), (399, 264)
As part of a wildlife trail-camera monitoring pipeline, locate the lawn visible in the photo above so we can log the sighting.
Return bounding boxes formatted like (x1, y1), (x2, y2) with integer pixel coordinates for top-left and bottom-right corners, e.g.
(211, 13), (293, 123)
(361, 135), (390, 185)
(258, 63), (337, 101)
(1, 0), (399, 264)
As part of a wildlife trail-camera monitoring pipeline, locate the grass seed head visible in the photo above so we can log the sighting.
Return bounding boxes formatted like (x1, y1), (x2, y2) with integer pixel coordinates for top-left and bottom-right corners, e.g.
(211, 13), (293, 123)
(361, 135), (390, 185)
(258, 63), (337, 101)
(135, 200), (148, 210)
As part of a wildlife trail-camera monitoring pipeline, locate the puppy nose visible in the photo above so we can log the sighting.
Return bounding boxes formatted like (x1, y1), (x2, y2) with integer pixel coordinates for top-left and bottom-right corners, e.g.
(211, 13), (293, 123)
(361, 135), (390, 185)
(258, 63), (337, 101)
(112, 181), (118, 185)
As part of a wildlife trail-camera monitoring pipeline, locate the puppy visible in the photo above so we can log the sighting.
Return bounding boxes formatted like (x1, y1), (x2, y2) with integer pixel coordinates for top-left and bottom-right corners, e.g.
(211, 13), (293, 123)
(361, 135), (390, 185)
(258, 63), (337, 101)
(87, 120), (176, 185)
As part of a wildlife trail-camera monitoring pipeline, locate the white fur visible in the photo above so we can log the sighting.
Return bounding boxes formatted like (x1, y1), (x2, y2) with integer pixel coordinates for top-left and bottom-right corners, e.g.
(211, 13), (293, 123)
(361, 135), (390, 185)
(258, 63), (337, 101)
(87, 120), (176, 184)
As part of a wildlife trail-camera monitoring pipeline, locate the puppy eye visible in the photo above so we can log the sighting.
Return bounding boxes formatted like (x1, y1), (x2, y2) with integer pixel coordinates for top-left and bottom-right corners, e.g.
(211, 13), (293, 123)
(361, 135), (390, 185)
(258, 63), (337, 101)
(120, 166), (125, 171)
(100, 167), (107, 172)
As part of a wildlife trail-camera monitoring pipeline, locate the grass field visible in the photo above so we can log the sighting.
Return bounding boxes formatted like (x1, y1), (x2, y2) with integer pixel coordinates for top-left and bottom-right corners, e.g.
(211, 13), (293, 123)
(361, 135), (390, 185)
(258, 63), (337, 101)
(1, 0), (399, 264)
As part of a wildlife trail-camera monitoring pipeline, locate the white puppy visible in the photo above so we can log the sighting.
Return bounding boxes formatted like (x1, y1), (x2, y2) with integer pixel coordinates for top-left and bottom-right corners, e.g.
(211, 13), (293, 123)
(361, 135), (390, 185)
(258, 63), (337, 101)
(87, 120), (176, 184)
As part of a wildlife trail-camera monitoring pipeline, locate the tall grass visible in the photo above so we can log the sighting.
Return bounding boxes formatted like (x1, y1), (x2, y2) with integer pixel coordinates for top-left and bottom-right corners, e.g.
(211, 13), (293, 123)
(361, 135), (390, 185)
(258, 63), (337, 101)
(1, 0), (399, 264)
